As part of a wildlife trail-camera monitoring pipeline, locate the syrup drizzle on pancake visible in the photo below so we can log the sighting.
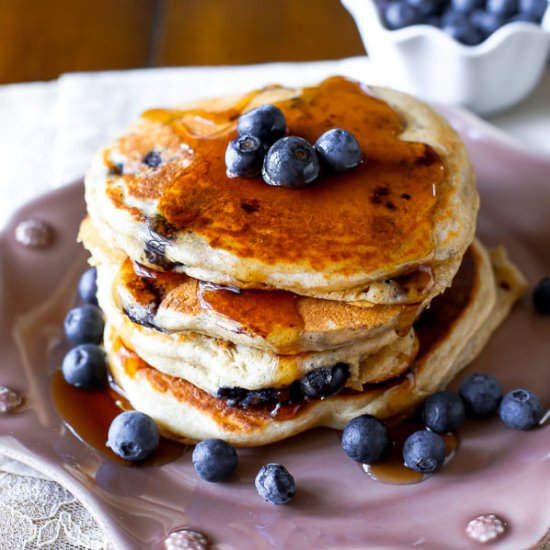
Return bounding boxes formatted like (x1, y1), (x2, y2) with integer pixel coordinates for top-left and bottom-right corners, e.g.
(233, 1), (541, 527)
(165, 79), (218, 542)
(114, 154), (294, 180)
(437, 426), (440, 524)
(107, 77), (445, 276)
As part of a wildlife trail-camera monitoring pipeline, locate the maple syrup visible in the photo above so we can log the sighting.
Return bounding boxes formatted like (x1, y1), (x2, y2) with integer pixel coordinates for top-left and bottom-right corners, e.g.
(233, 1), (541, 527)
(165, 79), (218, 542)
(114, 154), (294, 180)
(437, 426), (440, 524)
(197, 282), (304, 338)
(109, 77), (445, 277)
(364, 419), (458, 484)
(50, 369), (185, 465)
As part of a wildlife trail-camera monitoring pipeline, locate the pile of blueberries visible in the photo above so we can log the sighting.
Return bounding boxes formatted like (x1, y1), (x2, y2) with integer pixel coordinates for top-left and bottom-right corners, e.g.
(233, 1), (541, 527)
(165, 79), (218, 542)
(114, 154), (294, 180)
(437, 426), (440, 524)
(60, 265), (550, 505)
(377, 0), (548, 45)
(342, 373), (543, 474)
(225, 104), (362, 188)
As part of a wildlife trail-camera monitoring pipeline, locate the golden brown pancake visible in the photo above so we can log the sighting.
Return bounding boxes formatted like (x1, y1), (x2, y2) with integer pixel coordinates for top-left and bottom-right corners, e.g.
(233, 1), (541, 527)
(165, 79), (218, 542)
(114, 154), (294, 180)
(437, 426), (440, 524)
(81, 216), (419, 355)
(105, 241), (526, 446)
(84, 77), (478, 304)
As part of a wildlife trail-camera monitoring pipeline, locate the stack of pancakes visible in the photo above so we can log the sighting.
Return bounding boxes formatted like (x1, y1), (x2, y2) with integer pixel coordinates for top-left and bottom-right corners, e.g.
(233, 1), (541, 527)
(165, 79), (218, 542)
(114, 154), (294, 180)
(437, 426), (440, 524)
(79, 77), (526, 446)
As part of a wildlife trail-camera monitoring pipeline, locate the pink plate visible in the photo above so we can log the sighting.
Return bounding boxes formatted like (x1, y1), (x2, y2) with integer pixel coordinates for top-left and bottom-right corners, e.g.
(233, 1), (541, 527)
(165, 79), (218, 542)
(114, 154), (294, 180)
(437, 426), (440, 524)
(0, 105), (549, 550)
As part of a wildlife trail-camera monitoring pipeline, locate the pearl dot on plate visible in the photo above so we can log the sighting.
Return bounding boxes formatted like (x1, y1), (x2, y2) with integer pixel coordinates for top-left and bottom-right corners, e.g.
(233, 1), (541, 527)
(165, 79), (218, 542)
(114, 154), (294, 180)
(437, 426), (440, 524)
(14, 219), (53, 248)
(0, 386), (23, 413)
(164, 529), (209, 550)
(466, 514), (508, 543)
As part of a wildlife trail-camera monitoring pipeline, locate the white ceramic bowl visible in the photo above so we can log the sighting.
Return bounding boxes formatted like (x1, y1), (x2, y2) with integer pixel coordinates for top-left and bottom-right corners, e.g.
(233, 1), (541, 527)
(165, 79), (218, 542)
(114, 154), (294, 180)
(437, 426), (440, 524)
(342, 0), (550, 114)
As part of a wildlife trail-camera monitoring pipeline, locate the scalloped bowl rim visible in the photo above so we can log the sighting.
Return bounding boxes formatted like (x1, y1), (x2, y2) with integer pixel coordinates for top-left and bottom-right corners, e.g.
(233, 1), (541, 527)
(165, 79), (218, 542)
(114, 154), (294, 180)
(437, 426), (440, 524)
(342, 0), (550, 57)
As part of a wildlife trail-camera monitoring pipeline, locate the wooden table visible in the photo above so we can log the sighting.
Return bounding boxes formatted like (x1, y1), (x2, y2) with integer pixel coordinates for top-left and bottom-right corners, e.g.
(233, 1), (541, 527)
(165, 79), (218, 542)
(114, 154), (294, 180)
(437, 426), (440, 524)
(0, 0), (364, 84)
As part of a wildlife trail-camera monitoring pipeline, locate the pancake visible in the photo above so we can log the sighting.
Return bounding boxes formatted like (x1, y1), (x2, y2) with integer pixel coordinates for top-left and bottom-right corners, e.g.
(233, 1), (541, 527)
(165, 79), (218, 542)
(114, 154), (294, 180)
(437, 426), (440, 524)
(81, 217), (418, 354)
(105, 241), (526, 446)
(98, 256), (413, 392)
(84, 76), (478, 303)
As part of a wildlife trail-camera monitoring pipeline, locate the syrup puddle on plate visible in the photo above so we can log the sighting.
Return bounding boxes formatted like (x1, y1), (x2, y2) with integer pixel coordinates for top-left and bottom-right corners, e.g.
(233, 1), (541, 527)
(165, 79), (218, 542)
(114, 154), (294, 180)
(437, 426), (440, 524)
(50, 369), (186, 466)
(363, 420), (458, 484)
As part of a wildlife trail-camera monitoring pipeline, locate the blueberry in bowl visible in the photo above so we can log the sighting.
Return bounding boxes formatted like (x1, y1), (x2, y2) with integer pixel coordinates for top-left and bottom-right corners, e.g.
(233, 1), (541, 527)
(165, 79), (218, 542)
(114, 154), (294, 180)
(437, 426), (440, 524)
(341, 0), (550, 113)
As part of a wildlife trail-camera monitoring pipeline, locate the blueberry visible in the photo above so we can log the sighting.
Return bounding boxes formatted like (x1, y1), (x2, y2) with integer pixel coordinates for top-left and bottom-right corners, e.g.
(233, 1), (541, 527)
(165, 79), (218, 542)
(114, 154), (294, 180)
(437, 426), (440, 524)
(192, 438), (238, 482)
(341, 414), (391, 464)
(225, 134), (265, 178)
(424, 15), (442, 25)
(533, 277), (550, 314)
(255, 463), (296, 505)
(237, 104), (286, 145)
(508, 11), (541, 20)
(262, 137), (320, 188)
(487, 0), (519, 16)
(300, 363), (349, 399)
(421, 391), (466, 433)
(459, 373), (502, 415)
(107, 411), (160, 461)
(443, 19), (485, 44)
(519, 0), (547, 18)
(314, 129), (362, 172)
(78, 267), (98, 305)
(143, 150), (162, 168)
(384, 2), (422, 29)
(64, 305), (104, 345)
(61, 344), (107, 389)
(471, 9), (506, 34)
(405, 0), (443, 17)
(499, 389), (543, 430)
(403, 430), (446, 473)
(452, 0), (483, 12)
(441, 8), (469, 25)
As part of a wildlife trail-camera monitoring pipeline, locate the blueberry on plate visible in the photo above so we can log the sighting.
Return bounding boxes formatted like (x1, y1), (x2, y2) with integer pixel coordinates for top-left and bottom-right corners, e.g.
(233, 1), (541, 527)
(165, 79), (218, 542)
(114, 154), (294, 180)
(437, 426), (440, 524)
(225, 134), (266, 178)
(314, 129), (362, 172)
(532, 277), (550, 314)
(384, 2), (422, 29)
(262, 137), (320, 188)
(255, 463), (296, 505)
(299, 363), (349, 399)
(421, 391), (466, 433)
(78, 267), (98, 305)
(107, 411), (160, 461)
(192, 438), (238, 482)
(403, 430), (446, 473)
(459, 372), (502, 415)
(499, 389), (543, 430)
(341, 414), (390, 464)
(237, 104), (286, 145)
(470, 10), (506, 35)
(61, 344), (107, 390)
(487, 0), (519, 16)
(64, 305), (104, 345)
